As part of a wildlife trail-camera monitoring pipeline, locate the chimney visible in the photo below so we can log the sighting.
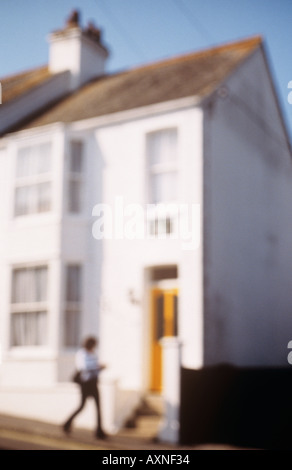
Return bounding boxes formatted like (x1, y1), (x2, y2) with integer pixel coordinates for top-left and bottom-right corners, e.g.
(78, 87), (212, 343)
(48, 10), (109, 90)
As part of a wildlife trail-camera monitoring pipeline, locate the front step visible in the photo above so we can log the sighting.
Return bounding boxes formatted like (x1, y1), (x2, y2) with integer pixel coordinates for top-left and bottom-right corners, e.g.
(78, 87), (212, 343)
(144, 393), (164, 416)
(119, 394), (164, 440)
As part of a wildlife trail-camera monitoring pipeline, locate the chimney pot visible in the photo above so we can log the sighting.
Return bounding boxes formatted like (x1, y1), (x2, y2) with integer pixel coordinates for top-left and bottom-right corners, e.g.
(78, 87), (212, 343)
(66, 9), (81, 28)
(48, 11), (109, 90)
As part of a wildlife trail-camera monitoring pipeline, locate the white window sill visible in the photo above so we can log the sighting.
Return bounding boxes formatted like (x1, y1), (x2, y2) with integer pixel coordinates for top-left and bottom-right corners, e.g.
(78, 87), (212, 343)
(5, 347), (56, 361)
(11, 212), (61, 227)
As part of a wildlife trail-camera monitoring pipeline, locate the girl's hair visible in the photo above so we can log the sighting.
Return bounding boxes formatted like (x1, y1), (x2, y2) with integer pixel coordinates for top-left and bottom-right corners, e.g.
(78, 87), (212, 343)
(83, 336), (98, 351)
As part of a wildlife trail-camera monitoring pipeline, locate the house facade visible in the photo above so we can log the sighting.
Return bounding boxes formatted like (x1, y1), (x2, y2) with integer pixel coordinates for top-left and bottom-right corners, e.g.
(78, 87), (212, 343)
(0, 12), (292, 439)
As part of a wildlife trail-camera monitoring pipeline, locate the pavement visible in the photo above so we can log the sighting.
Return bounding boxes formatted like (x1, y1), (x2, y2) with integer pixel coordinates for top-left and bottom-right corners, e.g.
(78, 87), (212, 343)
(0, 412), (244, 451)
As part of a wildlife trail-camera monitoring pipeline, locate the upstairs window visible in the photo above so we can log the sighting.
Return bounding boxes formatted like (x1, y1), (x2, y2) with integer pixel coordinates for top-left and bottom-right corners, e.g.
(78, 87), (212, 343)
(146, 128), (178, 204)
(14, 143), (52, 216)
(68, 141), (84, 214)
(146, 129), (178, 235)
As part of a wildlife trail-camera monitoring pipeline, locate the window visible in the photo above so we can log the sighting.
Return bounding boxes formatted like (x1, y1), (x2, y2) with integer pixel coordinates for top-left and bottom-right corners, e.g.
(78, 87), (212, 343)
(14, 143), (52, 216)
(10, 266), (48, 347)
(149, 215), (173, 236)
(146, 129), (178, 235)
(68, 141), (84, 213)
(64, 265), (82, 347)
(146, 129), (178, 204)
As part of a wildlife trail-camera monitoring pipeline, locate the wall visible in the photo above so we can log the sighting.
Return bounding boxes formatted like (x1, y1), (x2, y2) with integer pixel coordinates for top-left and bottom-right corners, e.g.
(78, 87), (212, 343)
(0, 125), (66, 386)
(57, 128), (104, 380)
(89, 104), (204, 390)
(203, 47), (292, 366)
(0, 100), (204, 426)
(80, 36), (108, 86)
(49, 30), (107, 90)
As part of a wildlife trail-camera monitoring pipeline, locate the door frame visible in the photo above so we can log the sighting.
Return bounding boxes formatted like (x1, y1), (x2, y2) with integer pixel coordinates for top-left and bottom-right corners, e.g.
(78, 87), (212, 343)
(149, 279), (179, 393)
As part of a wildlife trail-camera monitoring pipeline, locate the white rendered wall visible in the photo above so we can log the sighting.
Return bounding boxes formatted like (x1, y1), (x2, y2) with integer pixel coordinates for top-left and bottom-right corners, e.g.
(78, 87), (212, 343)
(59, 129), (103, 377)
(0, 102), (204, 420)
(49, 30), (107, 90)
(203, 48), (292, 367)
(0, 126), (66, 387)
(79, 37), (108, 85)
(91, 106), (204, 389)
(49, 34), (81, 75)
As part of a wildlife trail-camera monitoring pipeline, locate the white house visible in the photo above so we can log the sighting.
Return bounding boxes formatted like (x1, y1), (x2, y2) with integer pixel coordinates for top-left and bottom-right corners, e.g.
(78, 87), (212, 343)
(0, 11), (292, 441)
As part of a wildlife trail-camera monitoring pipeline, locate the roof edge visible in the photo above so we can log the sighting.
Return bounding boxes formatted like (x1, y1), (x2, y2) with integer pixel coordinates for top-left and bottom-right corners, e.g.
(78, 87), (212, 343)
(126, 35), (263, 75)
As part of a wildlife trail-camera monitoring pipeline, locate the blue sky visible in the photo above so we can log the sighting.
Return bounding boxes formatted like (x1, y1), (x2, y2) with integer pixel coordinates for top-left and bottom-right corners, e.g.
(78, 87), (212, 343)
(1, 0), (292, 132)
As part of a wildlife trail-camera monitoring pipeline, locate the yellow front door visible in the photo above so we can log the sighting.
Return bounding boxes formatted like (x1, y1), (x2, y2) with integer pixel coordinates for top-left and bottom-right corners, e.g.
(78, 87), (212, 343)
(150, 287), (178, 392)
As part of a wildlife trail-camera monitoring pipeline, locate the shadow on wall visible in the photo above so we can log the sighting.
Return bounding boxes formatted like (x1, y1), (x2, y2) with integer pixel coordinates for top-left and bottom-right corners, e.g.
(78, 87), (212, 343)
(180, 365), (292, 450)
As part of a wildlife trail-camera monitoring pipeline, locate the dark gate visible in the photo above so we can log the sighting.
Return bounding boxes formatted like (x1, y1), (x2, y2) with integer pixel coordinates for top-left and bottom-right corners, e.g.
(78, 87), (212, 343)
(180, 365), (292, 450)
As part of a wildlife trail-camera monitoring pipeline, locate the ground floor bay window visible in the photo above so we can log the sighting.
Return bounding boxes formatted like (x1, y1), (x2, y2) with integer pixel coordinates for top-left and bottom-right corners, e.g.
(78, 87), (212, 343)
(10, 265), (48, 347)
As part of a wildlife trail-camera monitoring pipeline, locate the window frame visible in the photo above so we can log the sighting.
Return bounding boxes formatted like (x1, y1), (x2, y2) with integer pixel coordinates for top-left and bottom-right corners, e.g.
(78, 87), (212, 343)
(146, 128), (179, 205)
(10, 264), (49, 349)
(63, 263), (83, 349)
(67, 140), (85, 215)
(14, 142), (53, 218)
(145, 128), (179, 236)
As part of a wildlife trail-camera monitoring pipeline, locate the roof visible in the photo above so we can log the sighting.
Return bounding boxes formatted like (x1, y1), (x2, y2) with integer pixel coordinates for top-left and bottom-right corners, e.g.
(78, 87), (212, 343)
(1, 66), (51, 104)
(2, 36), (262, 131)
